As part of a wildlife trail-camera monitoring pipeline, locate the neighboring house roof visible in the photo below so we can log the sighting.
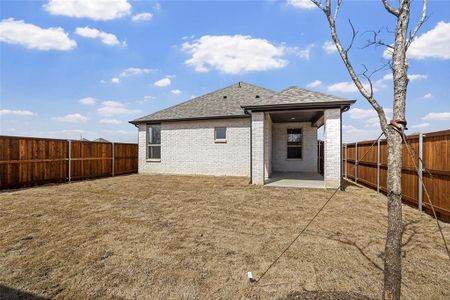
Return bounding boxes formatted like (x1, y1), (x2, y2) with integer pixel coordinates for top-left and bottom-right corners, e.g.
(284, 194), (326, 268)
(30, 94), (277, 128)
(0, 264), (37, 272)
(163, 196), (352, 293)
(93, 138), (110, 143)
(130, 82), (354, 124)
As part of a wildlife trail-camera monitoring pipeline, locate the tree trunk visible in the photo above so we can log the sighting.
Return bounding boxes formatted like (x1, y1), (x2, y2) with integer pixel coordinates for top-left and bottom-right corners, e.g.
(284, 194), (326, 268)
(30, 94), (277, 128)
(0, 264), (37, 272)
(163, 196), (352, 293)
(383, 132), (403, 300)
(383, 1), (411, 299)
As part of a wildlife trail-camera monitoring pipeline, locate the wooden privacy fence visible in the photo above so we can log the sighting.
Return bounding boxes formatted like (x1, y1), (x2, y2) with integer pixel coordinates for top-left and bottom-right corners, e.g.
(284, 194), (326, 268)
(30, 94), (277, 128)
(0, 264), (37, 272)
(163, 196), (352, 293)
(0, 135), (138, 190)
(343, 129), (450, 221)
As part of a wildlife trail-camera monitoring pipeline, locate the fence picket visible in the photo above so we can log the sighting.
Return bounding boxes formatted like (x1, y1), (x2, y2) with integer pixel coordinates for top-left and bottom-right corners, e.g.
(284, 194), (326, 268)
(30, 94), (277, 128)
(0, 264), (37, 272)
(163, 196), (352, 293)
(0, 135), (137, 189)
(343, 129), (450, 221)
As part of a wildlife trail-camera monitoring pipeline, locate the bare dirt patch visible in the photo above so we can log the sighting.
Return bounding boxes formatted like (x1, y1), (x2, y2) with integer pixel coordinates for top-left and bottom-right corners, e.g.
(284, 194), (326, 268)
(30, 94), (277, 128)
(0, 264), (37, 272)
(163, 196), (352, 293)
(1, 175), (449, 299)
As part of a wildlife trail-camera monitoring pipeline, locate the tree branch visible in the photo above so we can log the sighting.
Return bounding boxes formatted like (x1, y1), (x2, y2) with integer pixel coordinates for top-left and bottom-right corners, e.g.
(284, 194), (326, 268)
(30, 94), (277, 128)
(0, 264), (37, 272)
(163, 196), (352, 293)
(334, 0), (343, 21)
(310, 0), (389, 134)
(346, 19), (358, 53)
(363, 29), (394, 49)
(382, 0), (400, 16)
(406, 0), (428, 49)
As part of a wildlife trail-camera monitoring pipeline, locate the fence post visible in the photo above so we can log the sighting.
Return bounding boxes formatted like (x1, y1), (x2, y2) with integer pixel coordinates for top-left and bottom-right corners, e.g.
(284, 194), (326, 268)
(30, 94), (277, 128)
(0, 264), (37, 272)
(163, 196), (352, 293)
(345, 144), (348, 178)
(377, 138), (380, 193)
(112, 142), (115, 177)
(418, 133), (423, 211)
(67, 140), (71, 182)
(355, 142), (358, 183)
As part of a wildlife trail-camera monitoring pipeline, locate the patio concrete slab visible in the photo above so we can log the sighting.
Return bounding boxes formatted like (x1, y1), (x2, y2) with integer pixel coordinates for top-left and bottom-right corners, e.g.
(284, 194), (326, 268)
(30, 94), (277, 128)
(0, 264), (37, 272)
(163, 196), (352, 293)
(265, 172), (325, 188)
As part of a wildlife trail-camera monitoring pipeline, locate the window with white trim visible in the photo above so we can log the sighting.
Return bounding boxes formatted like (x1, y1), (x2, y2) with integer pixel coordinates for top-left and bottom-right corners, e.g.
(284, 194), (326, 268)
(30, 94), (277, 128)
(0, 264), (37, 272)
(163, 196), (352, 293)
(287, 128), (302, 159)
(214, 127), (227, 142)
(147, 124), (161, 160)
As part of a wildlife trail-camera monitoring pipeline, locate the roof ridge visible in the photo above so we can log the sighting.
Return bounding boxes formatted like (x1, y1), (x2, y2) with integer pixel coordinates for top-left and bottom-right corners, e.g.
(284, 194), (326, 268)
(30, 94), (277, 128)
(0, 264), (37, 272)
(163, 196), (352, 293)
(131, 81), (274, 123)
(133, 82), (240, 122)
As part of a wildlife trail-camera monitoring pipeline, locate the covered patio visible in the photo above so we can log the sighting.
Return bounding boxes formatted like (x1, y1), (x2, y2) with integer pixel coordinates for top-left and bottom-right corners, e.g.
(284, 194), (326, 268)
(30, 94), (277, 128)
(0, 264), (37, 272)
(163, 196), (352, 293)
(242, 87), (354, 189)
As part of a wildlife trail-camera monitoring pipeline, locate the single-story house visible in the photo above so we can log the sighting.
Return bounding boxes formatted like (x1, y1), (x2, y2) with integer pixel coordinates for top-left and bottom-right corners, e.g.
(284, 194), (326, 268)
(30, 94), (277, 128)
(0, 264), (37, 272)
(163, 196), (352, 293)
(130, 82), (355, 188)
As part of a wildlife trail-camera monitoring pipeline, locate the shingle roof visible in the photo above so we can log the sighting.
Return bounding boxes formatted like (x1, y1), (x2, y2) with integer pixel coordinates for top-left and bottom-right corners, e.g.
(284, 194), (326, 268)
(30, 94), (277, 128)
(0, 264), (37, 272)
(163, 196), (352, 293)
(130, 82), (354, 124)
(130, 82), (274, 123)
(241, 86), (351, 107)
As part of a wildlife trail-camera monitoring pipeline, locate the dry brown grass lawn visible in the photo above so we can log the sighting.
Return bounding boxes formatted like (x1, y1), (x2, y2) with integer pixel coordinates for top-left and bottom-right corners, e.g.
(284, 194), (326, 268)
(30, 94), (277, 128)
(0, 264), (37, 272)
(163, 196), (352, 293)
(0, 174), (449, 299)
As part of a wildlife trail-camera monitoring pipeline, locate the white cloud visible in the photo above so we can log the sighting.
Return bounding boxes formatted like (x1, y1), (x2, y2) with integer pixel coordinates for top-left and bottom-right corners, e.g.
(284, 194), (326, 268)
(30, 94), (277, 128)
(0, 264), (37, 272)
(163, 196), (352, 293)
(75, 26), (124, 46)
(348, 107), (392, 120)
(286, 44), (315, 60)
(422, 112), (450, 121)
(99, 118), (123, 124)
(322, 41), (337, 54)
(327, 81), (359, 93)
(0, 18), (76, 51)
(409, 21), (450, 60)
(111, 77), (120, 84)
(154, 77), (171, 87)
(381, 73), (427, 82)
(348, 107), (392, 128)
(132, 12), (153, 22)
(136, 95), (156, 104)
(306, 80), (322, 88)
(411, 122), (430, 129)
(327, 81), (375, 93)
(423, 93), (432, 99)
(287, 0), (317, 10)
(119, 67), (153, 77)
(171, 89), (182, 95)
(384, 22), (450, 60)
(382, 73), (392, 81)
(52, 113), (87, 123)
(342, 125), (380, 143)
(79, 97), (96, 105)
(43, 0), (131, 21)
(181, 35), (288, 74)
(97, 101), (141, 116)
(0, 109), (36, 116)
(409, 74), (428, 81)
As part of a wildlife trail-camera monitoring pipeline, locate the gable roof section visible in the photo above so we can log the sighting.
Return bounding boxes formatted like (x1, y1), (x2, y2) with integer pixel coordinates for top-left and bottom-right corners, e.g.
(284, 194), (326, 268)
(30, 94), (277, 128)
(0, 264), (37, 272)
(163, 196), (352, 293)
(130, 83), (355, 124)
(241, 86), (355, 110)
(130, 82), (274, 124)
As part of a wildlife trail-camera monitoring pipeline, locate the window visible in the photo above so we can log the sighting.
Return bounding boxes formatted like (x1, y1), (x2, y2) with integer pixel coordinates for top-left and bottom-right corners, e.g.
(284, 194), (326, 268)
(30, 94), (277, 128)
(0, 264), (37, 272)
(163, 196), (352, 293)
(287, 128), (302, 159)
(147, 124), (161, 160)
(214, 127), (227, 142)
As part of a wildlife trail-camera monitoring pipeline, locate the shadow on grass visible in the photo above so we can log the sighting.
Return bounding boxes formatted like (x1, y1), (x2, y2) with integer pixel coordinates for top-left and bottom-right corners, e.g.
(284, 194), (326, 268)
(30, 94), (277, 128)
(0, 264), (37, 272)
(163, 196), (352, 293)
(0, 285), (48, 300)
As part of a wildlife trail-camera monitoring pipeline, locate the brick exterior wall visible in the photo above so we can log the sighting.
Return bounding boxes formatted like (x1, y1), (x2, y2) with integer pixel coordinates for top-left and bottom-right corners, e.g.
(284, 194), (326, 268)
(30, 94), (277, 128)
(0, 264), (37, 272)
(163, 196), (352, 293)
(264, 114), (273, 179)
(324, 108), (341, 188)
(251, 112), (265, 184)
(137, 109), (342, 186)
(138, 118), (251, 177)
(272, 122), (318, 173)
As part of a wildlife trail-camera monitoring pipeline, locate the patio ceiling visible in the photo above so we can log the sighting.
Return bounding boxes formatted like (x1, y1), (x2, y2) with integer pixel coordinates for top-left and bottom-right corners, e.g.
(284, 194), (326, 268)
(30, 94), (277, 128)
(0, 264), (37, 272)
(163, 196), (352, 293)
(269, 109), (324, 126)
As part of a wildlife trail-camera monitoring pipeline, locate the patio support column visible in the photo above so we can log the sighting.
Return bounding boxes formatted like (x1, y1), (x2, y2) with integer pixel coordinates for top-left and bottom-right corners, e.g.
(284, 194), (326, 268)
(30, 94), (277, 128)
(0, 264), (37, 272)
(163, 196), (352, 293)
(324, 108), (341, 188)
(251, 111), (265, 184)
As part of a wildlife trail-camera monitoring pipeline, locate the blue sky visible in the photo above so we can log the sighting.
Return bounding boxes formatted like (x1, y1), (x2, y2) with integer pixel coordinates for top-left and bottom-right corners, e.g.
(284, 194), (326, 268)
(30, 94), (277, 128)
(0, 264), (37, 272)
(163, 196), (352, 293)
(1, 0), (449, 143)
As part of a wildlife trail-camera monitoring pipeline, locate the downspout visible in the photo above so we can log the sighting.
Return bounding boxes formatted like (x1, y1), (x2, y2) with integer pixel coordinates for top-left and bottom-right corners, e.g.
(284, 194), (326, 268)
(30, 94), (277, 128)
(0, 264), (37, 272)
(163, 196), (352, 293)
(340, 106), (348, 191)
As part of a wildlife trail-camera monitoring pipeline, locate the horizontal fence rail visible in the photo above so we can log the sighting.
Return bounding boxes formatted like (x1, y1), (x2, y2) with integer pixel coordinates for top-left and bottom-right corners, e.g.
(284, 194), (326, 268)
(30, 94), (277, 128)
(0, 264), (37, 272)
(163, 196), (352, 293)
(0, 136), (138, 190)
(343, 129), (450, 221)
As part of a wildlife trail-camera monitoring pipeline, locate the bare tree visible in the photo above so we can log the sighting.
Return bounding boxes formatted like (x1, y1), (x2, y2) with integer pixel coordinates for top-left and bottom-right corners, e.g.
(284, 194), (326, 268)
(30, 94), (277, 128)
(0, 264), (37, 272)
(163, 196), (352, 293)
(310, 0), (428, 299)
